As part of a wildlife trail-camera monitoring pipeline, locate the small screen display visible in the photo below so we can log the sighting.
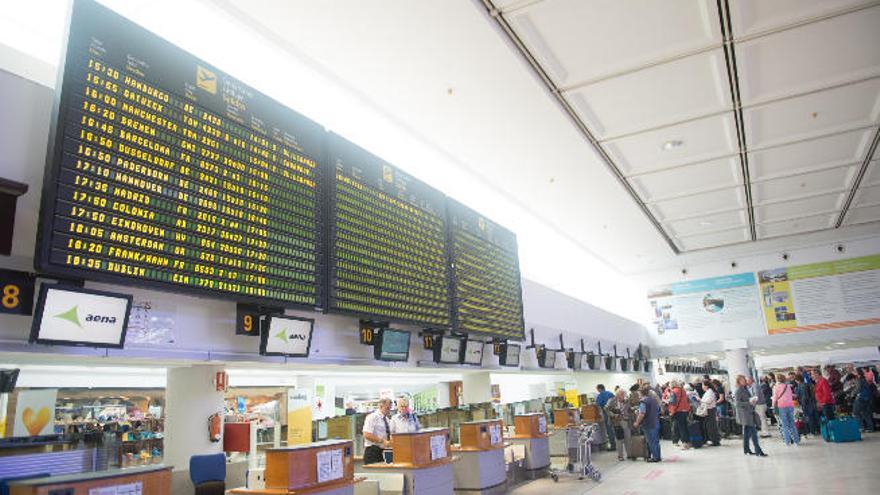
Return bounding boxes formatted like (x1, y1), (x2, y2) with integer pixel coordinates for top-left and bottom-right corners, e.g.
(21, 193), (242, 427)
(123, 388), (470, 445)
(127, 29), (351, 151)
(436, 336), (463, 364)
(376, 328), (411, 362)
(462, 340), (484, 365)
(30, 284), (132, 348)
(501, 343), (520, 367)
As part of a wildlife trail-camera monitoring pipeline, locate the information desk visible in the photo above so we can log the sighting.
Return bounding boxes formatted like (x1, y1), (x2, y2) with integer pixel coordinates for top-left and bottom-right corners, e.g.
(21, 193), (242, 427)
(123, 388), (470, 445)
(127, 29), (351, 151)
(361, 428), (454, 495)
(452, 420), (506, 495)
(230, 439), (356, 495)
(552, 408), (580, 428)
(510, 414), (549, 477)
(8, 464), (171, 495)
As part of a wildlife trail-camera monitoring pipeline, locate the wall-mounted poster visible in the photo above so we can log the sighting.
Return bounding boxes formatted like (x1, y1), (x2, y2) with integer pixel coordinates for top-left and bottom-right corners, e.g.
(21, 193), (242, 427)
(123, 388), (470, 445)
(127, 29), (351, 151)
(648, 273), (764, 344)
(759, 255), (880, 335)
(13, 389), (57, 437)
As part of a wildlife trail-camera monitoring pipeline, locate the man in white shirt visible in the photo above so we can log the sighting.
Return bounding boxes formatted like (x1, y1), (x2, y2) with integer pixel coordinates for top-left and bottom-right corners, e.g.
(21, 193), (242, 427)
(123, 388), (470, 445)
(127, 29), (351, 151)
(362, 398), (392, 464)
(390, 397), (420, 434)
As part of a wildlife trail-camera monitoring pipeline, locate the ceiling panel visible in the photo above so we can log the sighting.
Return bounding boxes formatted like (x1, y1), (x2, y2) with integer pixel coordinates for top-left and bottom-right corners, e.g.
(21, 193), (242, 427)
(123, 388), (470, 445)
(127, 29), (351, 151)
(650, 187), (745, 221)
(508, 0), (720, 86)
(753, 193), (845, 222)
(676, 227), (751, 251)
(666, 209), (748, 237)
(756, 213), (837, 238)
(751, 165), (857, 203)
(604, 113), (737, 175)
(844, 204), (880, 225)
(863, 159), (880, 186)
(729, 0), (874, 39)
(736, 6), (880, 104)
(629, 157), (741, 202)
(748, 128), (873, 181)
(743, 78), (880, 149)
(567, 49), (729, 139)
(854, 184), (880, 207)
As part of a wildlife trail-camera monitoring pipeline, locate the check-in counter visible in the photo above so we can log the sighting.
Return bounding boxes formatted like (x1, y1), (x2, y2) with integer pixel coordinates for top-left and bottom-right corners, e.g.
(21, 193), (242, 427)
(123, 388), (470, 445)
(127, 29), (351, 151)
(229, 439), (358, 495)
(451, 419), (506, 495)
(552, 408), (580, 428)
(510, 414), (549, 478)
(361, 427), (455, 495)
(7, 464), (171, 495)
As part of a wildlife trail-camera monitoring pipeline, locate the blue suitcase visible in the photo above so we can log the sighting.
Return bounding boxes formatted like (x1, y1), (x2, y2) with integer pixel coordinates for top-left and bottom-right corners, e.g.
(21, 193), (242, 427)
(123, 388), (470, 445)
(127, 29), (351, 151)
(821, 417), (861, 442)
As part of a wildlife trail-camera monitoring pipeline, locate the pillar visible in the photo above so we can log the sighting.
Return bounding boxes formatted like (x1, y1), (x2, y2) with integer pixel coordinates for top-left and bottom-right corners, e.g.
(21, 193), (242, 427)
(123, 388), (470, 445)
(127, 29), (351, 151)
(164, 365), (226, 471)
(461, 372), (492, 404)
(724, 340), (750, 392)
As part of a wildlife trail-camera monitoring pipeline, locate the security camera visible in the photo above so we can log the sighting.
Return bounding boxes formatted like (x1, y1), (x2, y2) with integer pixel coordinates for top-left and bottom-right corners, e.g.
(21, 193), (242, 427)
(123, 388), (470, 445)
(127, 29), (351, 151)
(781, 253), (790, 261)
(836, 244), (845, 253)
(681, 268), (688, 276)
(730, 261), (738, 269)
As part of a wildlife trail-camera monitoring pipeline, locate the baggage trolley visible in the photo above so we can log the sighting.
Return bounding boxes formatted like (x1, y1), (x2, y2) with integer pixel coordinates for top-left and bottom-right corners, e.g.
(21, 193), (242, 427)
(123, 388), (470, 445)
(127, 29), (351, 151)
(549, 423), (602, 483)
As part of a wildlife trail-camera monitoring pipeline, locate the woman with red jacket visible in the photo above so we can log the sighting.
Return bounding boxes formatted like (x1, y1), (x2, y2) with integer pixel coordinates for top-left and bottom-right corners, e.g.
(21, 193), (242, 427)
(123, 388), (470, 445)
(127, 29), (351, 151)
(812, 369), (835, 420)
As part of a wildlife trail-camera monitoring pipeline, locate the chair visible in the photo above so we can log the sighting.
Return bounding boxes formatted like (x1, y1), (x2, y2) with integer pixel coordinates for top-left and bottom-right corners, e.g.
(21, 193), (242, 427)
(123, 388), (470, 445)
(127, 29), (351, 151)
(189, 453), (225, 495)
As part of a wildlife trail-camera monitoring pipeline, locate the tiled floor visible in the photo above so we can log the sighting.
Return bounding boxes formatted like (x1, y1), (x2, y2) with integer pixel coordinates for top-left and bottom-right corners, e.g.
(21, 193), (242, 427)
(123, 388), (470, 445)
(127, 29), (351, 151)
(510, 432), (880, 494)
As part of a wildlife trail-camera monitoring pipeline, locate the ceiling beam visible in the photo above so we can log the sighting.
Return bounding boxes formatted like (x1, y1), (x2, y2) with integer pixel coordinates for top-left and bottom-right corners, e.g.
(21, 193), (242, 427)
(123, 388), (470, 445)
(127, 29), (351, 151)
(716, 0), (757, 242)
(835, 126), (880, 227)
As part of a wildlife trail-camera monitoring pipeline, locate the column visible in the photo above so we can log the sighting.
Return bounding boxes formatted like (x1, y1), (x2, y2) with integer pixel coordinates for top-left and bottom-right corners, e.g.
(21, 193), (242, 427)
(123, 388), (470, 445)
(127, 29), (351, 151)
(461, 372), (492, 404)
(164, 364), (226, 471)
(723, 340), (750, 391)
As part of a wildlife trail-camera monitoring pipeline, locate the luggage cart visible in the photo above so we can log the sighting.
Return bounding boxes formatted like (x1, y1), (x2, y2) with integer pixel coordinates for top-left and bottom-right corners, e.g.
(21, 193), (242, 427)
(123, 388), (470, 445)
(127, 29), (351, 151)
(549, 423), (602, 482)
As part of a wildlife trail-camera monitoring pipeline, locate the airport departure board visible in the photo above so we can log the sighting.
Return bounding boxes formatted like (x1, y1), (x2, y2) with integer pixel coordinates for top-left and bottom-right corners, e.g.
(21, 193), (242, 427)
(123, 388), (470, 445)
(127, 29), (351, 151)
(36, 0), (325, 308)
(326, 133), (450, 327)
(448, 199), (524, 339)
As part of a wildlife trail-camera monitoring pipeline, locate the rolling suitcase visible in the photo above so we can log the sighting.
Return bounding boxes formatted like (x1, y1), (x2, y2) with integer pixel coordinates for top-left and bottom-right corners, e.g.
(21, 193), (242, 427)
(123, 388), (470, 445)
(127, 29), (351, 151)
(688, 421), (704, 448)
(821, 417), (861, 443)
(627, 434), (649, 461)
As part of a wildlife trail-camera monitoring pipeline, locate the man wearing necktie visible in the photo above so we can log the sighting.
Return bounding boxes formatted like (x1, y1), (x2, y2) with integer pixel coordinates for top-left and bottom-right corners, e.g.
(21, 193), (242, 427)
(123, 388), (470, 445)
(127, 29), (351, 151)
(363, 398), (393, 464)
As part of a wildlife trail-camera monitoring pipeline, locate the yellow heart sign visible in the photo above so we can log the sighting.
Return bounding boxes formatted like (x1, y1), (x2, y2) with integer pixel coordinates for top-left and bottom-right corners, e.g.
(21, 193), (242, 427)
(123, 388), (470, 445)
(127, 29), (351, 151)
(22, 406), (51, 436)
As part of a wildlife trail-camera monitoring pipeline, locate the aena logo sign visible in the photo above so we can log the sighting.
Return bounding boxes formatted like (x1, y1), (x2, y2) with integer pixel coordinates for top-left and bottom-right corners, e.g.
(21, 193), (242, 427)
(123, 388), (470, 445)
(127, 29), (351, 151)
(273, 327), (307, 342)
(54, 305), (117, 328)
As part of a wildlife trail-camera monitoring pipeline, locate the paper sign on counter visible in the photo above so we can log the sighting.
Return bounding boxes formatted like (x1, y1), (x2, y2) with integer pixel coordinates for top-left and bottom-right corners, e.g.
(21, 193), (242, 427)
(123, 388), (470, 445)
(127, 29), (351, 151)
(430, 434), (448, 460)
(317, 448), (344, 483)
(489, 424), (502, 445)
(538, 416), (547, 433)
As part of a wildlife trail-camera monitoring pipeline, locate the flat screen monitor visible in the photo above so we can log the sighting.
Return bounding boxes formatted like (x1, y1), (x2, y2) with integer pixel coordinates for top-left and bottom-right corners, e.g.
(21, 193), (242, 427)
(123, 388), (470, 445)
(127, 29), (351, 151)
(29, 284), (132, 348)
(586, 353), (598, 370)
(463, 340), (484, 366)
(260, 315), (314, 357)
(567, 351), (583, 370)
(621, 358), (631, 372)
(0, 369), (19, 393)
(539, 348), (556, 369)
(500, 343), (520, 367)
(434, 335), (463, 364)
(604, 356), (614, 371)
(633, 359), (642, 372)
(375, 328), (411, 362)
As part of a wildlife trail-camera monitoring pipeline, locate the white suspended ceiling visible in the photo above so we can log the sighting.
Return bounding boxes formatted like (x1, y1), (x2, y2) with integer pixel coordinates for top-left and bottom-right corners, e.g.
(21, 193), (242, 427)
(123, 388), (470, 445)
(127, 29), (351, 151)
(500, 0), (880, 253)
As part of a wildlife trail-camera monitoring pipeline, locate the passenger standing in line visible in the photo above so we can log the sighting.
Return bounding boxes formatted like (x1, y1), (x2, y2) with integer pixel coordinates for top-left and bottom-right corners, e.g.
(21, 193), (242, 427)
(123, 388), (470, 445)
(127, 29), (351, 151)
(670, 381), (691, 450)
(605, 389), (633, 461)
(633, 384), (662, 463)
(734, 375), (767, 457)
(390, 397), (420, 434)
(854, 370), (876, 433)
(795, 374), (820, 436)
(596, 384), (616, 452)
(812, 369), (836, 421)
(772, 373), (800, 446)
(698, 380), (721, 446)
(749, 377), (771, 438)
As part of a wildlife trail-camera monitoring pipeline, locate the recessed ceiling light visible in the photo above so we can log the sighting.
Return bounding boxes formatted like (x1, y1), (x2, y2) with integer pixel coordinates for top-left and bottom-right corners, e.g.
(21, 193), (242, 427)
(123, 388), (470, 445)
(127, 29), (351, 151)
(699, 220), (714, 226)
(835, 342), (846, 345)
(661, 140), (684, 151)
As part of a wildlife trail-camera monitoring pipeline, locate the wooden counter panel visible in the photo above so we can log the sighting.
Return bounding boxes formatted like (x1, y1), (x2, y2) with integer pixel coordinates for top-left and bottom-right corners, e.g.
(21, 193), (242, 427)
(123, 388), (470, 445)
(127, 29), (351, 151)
(9, 466), (171, 495)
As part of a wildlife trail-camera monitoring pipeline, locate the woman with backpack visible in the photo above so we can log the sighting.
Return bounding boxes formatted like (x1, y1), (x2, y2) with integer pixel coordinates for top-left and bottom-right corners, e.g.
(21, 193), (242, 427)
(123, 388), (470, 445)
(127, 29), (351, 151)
(772, 373), (800, 446)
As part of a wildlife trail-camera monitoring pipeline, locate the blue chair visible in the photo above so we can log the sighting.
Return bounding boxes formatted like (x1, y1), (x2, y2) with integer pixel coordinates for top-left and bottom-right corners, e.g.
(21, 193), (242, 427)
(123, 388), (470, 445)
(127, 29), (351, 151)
(189, 453), (225, 495)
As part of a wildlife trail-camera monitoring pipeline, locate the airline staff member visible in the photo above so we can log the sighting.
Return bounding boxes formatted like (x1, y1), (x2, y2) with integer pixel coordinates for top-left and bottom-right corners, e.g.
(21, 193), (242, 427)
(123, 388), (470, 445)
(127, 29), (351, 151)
(362, 398), (393, 464)
(390, 397), (420, 434)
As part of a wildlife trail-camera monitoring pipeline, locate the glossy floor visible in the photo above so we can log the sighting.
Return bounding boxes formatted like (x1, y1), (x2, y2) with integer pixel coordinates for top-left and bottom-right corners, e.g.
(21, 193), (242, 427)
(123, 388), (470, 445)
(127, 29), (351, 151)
(510, 431), (880, 494)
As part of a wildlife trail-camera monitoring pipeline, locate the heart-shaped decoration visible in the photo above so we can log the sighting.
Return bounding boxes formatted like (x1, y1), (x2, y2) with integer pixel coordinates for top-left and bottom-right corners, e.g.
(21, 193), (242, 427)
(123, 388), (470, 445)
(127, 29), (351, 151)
(22, 406), (51, 436)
